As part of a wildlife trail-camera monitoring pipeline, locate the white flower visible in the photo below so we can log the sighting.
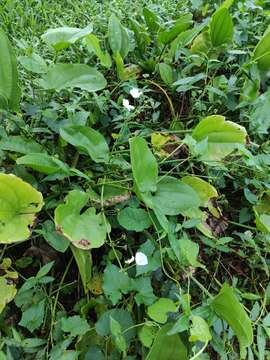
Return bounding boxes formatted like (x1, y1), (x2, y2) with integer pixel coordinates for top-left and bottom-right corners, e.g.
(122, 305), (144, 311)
(123, 98), (135, 111)
(135, 252), (148, 266)
(130, 87), (142, 99)
(125, 252), (148, 266)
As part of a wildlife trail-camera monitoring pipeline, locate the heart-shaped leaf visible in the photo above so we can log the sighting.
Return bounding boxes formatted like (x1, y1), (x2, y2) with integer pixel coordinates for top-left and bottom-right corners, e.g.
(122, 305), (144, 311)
(0, 173), (43, 243)
(39, 64), (107, 92)
(192, 115), (247, 162)
(54, 190), (111, 249)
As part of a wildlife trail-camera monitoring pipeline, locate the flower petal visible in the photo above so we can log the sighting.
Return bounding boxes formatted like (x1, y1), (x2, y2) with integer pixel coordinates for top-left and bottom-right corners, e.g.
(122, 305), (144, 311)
(135, 252), (148, 266)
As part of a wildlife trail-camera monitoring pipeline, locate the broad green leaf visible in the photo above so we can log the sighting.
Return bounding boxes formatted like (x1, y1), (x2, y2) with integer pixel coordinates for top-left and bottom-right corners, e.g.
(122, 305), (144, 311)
(71, 245), (92, 293)
(103, 263), (131, 305)
(143, 176), (200, 216)
(191, 31), (211, 54)
(147, 298), (177, 324)
(61, 316), (90, 337)
(212, 283), (253, 359)
(189, 316), (212, 343)
(173, 73), (205, 92)
(158, 14), (193, 44)
(110, 317), (127, 352)
(192, 115), (247, 162)
(19, 299), (45, 332)
(40, 220), (69, 253)
(0, 28), (20, 111)
(41, 25), (93, 51)
(253, 193), (270, 233)
(253, 25), (270, 73)
(0, 136), (44, 154)
(130, 137), (158, 193)
(139, 324), (158, 348)
(54, 190), (110, 249)
(131, 277), (157, 305)
(16, 153), (70, 175)
(108, 15), (130, 59)
(95, 309), (135, 346)
(39, 64), (107, 92)
(178, 237), (202, 267)
(219, 0), (234, 9)
(60, 125), (109, 163)
(159, 63), (173, 85)
(0, 174), (43, 243)
(146, 323), (188, 360)
(0, 258), (18, 313)
(143, 7), (161, 32)
(181, 176), (218, 207)
(209, 8), (234, 47)
(19, 53), (47, 74)
(84, 34), (112, 68)
(117, 207), (151, 232)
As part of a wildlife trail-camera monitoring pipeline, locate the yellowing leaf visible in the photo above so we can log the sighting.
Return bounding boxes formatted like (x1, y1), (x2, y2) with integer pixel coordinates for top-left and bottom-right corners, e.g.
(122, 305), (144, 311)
(0, 174), (43, 244)
(54, 190), (110, 249)
(0, 258), (18, 313)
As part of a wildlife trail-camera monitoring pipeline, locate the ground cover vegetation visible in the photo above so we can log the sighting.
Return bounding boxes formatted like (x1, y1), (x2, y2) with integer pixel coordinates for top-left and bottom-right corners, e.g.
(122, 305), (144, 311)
(0, 0), (270, 358)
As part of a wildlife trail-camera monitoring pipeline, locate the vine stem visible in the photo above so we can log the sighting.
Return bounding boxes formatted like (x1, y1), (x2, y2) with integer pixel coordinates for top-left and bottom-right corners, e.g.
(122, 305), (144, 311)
(189, 342), (208, 360)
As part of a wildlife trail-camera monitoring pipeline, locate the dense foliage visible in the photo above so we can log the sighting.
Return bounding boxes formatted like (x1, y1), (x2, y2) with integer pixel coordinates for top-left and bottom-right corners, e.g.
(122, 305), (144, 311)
(0, 0), (270, 359)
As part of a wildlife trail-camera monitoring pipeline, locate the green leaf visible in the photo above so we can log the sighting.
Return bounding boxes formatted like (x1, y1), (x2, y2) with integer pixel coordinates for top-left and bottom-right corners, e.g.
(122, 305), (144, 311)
(41, 220), (69, 253)
(158, 14), (193, 44)
(84, 34), (112, 68)
(41, 25), (93, 51)
(178, 237), (202, 267)
(108, 15), (130, 59)
(0, 136), (44, 155)
(19, 300), (45, 332)
(60, 125), (109, 163)
(0, 174), (43, 244)
(147, 298), (177, 324)
(139, 324), (158, 348)
(54, 190), (110, 249)
(0, 258), (18, 313)
(19, 53), (47, 74)
(61, 316), (90, 337)
(71, 245), (92, 293)
(130, 137), (158, 193)
(144, 176), (200, 216)
(103, 263), (131, 305)
(253, 193), (270, 233)
(253, 25), (270, 73)
(212, 283), (253, 358)
(143, 7), (161, 32)
(39, 64), (107, 92)
(131, 277), (157, 305)
(146, 323), (188, 360)
(110, 317), (127, 352)
(0, 28), (20, 111)
(16, 153), (70, 175)
(189, 316), (212, 343)
(167, 314), (190, 335)
(209, 8), (234, 47)
(117, 207), (152, 232)
(192, 115), (247, 162)
(159, 63), (173, 85)
(173, 73), (205, 92)
(95, 309), (135, 347)
(181, 176), (218, 207)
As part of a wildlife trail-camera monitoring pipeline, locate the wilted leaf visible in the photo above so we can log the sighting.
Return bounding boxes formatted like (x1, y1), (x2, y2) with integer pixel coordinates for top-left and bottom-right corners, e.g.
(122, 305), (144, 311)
(39, 64), (107, 92)
(54, 190), (110, 249)
(71, 245), (92, 293)
(0, 174), (43, 243)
